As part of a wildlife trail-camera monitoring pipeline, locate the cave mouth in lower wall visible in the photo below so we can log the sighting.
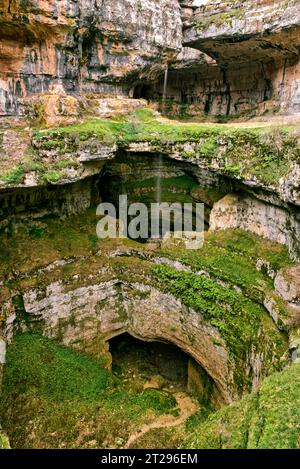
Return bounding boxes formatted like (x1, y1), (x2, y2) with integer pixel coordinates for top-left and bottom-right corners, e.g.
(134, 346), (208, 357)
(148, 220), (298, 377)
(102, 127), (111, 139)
(108, 332), (217, 406)
(109, 333), (189, 391)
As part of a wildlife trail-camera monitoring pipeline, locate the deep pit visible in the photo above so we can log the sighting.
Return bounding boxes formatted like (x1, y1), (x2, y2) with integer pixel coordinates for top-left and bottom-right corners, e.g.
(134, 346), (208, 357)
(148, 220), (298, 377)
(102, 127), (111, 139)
(99, 151), (228, 239)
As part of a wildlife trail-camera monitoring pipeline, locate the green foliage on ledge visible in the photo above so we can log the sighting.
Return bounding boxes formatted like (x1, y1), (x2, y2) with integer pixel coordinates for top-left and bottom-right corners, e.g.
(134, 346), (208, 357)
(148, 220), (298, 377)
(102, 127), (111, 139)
(2, 333), (111, 401)
(160, 229), (292, 312)
(31, 112), (300, 187)
(151, 264), (287, 379)
(194, 9), (245, 31)
(1, 108), (299, 187)
(183, 364), (300, 449)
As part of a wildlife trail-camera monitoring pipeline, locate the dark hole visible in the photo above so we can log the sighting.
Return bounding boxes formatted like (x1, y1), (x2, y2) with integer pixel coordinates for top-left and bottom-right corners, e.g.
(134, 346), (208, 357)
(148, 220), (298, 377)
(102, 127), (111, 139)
(133, 84), (153, 100)
(109, 333), (189, 390)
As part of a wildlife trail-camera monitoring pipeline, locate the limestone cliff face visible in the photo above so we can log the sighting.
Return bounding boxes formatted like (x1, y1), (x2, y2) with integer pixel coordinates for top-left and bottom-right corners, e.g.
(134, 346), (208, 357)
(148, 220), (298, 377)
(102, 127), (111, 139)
(2, 0), (300, 117)
(21, 278), (232, 404)
(209, 193), (300, 261)
(0, 0), (182, 114)
(79, 0), (182, 90)
(163, 0), (300, 116)
(0, 0), (78, 114)
(183, 0), (300, 58)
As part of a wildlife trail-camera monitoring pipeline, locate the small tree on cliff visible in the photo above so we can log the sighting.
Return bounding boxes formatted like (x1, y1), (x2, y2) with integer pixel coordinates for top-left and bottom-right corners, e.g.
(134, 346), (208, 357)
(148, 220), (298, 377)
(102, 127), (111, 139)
(260, 127), (286, 167)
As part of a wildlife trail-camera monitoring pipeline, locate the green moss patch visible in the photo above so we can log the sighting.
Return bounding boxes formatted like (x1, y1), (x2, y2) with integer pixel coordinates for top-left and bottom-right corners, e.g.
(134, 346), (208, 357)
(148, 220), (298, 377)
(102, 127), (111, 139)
(0, 333), (178, 448)
(32, 113), (299, 186)
(2, 333), (110, 401)
(1, 109), (299, 187)
(195, 9), (245, 31)
(151, 264), (287, 391)
(183, 364), (300, 449)
(161, 229), (292, 301)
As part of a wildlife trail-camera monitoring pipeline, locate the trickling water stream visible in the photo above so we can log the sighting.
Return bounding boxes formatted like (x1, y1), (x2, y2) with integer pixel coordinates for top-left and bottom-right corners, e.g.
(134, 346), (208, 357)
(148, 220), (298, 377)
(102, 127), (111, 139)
(99, 151), (226, 241)
(162, 66), (168, 113)
(156, 153), (163, 205)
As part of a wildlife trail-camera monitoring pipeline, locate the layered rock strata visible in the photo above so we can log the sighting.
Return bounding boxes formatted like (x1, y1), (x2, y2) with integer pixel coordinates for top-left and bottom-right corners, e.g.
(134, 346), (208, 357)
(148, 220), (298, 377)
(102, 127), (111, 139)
(0, 221), (293, 405)
(1, 1), (300, 117)
(0, 0), (182, 115)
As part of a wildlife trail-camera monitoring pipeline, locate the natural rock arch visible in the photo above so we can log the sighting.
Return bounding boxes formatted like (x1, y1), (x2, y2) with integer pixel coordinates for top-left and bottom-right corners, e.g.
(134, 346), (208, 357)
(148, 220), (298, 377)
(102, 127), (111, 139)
(20, 279), (233, 405)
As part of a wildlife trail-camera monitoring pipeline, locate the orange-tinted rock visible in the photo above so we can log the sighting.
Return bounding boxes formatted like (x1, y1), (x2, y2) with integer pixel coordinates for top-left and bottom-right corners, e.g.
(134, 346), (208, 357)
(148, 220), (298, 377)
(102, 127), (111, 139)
(0, 0), (182, 115)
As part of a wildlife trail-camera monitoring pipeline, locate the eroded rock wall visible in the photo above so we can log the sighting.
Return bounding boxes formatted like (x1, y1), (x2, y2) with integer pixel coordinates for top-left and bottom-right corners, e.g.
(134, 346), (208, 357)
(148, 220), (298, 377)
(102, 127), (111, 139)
(153, 56), (300, 117)
(20, 278), (233, 403)
(0, 177), (97, 230)
(0, 0), (182, 115)
(0, 0), (79, 114)
(210, 193), (300, 259)
(0, 241), (289, 406)
(163, 0), (300, 116)
(1, 0), (300, 116)
(1, 130), (299, 258)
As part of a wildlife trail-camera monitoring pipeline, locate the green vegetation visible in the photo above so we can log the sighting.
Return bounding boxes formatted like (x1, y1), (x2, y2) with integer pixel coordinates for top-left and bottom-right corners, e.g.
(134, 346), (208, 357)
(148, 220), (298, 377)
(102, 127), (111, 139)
(160, 229), (291, 305)
(0, 165), (25, 184)
(151, 229), (291, 390)
(0, 429), (10, 449)
(1, 205), (291, 290)
(0, 153), (76, 185)
(43, 170), (66, 182)
(2, 333), (110, 401)
(1, 108), (299, 186)
(0, 333), (178, 448)
(151, 264), (287, 389)
(33, 118), (224, 144)
(30, 110), (299, 186)
(0, 207), (136, 280)
(0, 209), (295, 448)
(184, 364), (300, 449)
(136, 0), (142, 15)
(195, 9), (245, 31)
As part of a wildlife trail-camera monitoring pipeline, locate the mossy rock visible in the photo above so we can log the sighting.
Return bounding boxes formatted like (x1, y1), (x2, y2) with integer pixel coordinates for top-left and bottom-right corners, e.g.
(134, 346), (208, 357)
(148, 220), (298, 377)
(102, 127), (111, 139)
(0, 429), (10, 449)
(184, 364), (300, 449)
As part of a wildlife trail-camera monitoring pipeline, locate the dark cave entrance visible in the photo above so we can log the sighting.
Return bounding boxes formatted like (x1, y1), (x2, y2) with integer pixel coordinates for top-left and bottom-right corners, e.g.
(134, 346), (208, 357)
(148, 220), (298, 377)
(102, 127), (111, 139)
(108, 333), (220, 407)
(133, 83), (154, 100)
(109, 333), (189, 391)
(98, 151), (219, 241)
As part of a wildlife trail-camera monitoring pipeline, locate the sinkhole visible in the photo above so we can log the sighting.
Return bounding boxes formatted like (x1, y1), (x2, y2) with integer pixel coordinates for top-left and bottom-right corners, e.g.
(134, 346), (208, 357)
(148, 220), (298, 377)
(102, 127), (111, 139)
(98, 151), (227, 241)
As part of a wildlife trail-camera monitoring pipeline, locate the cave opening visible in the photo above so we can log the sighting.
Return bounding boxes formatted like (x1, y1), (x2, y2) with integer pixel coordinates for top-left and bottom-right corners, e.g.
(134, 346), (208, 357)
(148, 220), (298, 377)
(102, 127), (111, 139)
(98, 151), (214, 241)
(133, 83), (154, 100)
(108, 333), (220, 408)
(109, 333), (189, 391)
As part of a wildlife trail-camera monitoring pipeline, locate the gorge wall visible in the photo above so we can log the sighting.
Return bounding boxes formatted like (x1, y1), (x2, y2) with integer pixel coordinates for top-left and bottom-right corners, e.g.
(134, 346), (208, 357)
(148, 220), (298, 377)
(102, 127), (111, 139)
(2, 122), (299, 258)
(0, 128), (299, 407)
(0, 207), (294, 407)
(0, 0), (182, 115)
(150, 0), (300, 117)
(1, 0), (300, 117)
(1, 1), (300, 450)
